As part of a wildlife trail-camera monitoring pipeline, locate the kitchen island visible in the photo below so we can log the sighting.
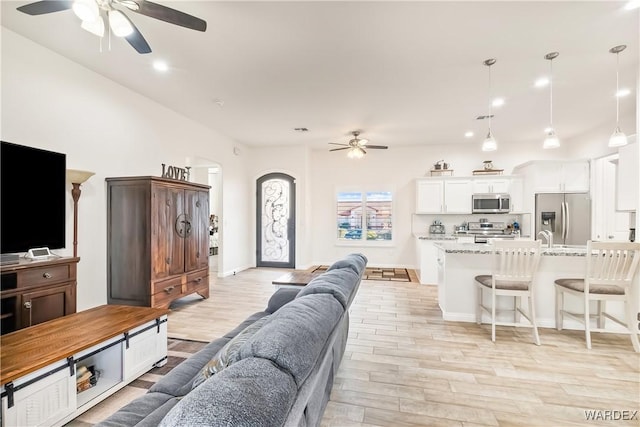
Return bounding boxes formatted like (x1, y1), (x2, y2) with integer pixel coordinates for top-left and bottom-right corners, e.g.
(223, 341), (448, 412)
(434, 242), (632, 332)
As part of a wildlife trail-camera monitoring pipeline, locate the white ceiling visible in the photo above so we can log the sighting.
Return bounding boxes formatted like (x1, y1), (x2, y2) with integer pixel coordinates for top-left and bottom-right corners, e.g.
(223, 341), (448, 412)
(1, 1), (638, 150)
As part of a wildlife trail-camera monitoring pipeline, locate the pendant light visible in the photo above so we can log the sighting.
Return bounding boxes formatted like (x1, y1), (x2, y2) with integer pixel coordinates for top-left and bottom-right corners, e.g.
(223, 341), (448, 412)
(482, 58), (497, 152)
(608, 45), (628, 148)
(543, 52), (560, 149)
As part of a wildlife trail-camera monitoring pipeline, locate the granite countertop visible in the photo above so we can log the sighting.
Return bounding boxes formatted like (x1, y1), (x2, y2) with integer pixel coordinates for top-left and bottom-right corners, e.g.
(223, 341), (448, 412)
(433, 242), (588, 257)
(414, 233), (458, 240)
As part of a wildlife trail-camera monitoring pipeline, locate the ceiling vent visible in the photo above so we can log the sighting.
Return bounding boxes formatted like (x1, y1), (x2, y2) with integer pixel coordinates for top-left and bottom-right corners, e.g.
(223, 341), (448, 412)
(476, 115), (494, 120)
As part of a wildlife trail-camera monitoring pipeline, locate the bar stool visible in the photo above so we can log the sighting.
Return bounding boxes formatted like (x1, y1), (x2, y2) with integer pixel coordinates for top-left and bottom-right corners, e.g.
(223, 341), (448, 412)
(475, 239), (542, 345)
(555, 241), (640, 352)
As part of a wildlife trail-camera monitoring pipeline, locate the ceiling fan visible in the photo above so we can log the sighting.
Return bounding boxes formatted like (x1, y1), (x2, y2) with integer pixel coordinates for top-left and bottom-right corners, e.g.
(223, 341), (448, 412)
(329, 131), (388, 158)
(16, 0), (207, 54)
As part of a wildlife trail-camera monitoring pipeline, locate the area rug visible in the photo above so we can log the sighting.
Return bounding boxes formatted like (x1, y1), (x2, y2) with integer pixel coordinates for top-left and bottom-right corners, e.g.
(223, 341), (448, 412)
(311, 265), (417, 282)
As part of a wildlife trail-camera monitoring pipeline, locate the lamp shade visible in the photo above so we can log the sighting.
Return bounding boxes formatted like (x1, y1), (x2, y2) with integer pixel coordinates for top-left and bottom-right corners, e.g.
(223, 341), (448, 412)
(72, 0), (99, 22)
(482, 131), (497, 152)
(67, 169), (95, 184)
(109, 10), (134, 37)
(543, 129), (560, 149)
(81, 15), (104, 37)
(608, 127), (628, 147)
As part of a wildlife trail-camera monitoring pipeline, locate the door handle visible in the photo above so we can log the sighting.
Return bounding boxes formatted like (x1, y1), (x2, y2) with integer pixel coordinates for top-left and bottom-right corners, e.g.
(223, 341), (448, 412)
(164, 286), (175, 294)
(24, 301), (32, 309)
(564, 201), (570, 241)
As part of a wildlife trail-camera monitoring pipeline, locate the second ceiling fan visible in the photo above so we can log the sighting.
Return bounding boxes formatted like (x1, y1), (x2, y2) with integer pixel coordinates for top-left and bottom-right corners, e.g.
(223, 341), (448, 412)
(329, 131), (388, 158)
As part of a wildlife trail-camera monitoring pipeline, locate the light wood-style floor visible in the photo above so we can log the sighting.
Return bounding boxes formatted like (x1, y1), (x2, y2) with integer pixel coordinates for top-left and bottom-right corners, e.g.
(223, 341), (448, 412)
(165, 267), (640, 427)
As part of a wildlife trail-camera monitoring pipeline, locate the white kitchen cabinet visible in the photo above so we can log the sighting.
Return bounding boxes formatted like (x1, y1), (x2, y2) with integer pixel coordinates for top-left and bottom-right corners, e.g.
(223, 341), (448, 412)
(444, 180), (473, 213)
(416, 178), (472, 214)
(509, 177), (524, 212)
(616, 142), (638, 211)
(513, 160), (590, 193)
(416, 179), (444, 213)
(472, 177), (510, 194)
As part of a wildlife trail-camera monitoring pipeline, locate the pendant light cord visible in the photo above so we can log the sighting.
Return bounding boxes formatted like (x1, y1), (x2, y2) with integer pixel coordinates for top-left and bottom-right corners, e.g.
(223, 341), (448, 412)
(488, 63), (492, 132)
(615, 51), (620, 126)
(549, 58), (553, 128)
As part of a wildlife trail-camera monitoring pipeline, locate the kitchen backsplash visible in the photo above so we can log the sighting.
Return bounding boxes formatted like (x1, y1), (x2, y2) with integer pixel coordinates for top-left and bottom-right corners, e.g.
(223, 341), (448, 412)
(412, 213), (531, 237)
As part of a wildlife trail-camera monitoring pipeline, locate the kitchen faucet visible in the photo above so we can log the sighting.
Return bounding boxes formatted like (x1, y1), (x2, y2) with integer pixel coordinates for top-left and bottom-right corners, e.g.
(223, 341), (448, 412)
(538, 230), (553, 248)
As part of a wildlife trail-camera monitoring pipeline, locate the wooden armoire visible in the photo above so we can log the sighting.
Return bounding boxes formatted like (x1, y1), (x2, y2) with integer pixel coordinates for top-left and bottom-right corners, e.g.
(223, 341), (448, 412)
(106, 176), (210, 308)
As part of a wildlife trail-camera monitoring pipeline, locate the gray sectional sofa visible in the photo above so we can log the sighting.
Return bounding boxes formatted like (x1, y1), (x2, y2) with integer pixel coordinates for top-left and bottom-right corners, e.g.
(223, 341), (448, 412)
(97, 253), (367, 427)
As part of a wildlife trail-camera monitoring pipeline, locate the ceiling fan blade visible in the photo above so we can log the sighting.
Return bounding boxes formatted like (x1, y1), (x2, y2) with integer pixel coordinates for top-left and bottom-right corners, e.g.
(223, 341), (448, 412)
(329, 147), (351, 152)
(122, 14), (152, 54)
(365, 145), (388, 149)
(328, 143), (349, 146)
(130, 1), (207, 32)
(17, 1), (72, 15)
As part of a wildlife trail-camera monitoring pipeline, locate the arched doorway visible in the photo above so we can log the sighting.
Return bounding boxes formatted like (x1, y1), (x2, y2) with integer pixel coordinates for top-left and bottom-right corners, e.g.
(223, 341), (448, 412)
(256, 173), (295, 268)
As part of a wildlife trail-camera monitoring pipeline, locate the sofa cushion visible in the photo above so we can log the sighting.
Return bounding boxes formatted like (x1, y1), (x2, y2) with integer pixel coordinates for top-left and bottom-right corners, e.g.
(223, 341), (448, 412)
(96, 392), (176, 427)
(191, 314), (272, 390)
(326, 253), (368, 276)
(266, 287), (301, 313)
(237, 293), (344, 387)
(296, 268), (360, 310)
(159, 358), (297, 427)
(149, 337), (231, 397)
(222, 311), (269, 339)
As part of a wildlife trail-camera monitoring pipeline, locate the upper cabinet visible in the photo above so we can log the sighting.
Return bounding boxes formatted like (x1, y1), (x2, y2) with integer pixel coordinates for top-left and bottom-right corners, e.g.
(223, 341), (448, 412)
(472, 177), (511, 194)
(415, 178), (472, 214)
(512, 160), (590, 193)
(616, 142), (638, 211)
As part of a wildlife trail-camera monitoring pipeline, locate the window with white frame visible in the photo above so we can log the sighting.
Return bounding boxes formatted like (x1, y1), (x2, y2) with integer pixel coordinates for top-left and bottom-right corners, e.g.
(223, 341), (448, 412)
(336, 191), (393, 242)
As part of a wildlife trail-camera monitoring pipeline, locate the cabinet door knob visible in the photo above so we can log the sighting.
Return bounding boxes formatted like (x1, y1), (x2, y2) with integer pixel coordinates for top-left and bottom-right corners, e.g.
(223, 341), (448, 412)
(166, 258), (170, 265)
(24, 301), (32, 309)
(43, 272), (52, 279)
(196, 277), (202, 283)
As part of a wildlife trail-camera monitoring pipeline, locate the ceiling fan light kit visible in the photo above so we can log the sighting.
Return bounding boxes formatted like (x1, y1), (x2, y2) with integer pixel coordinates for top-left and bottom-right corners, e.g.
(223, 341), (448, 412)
(81, 14), (105, 36)
(72, 0), (99, 22)
(108, 9), (133, 37)
(328, 131), (388, 158)
(608, 44), (628, 148)
(17, 0), (208, 54)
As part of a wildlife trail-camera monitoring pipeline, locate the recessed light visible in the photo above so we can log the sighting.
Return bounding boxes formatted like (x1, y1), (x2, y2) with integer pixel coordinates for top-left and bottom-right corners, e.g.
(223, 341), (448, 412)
(535, 77), (549, 88)
(492, 98), (505, 107)
(153, 60), (169, 72)
(213, 98), (224, 107)
(464, 131), (474, 138)
(616, 88), (631, 97)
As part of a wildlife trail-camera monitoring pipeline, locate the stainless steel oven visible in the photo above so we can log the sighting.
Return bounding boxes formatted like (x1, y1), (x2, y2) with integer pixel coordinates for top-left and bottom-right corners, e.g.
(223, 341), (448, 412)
(472, 193), (511, 214)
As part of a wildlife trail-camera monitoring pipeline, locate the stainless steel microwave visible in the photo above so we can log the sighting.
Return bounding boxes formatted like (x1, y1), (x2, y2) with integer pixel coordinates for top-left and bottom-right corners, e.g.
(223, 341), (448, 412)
(472, 193), (511, 213)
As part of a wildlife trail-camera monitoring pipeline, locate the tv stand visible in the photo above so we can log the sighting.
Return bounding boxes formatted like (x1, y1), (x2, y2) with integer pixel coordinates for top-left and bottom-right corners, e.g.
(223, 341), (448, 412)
(1, 305), (168, 426)
(0, 256), (79, 335)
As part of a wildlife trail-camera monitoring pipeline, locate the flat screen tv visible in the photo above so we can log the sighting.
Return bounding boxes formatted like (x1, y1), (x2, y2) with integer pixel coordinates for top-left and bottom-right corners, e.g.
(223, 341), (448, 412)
(1, 141), (66, 254)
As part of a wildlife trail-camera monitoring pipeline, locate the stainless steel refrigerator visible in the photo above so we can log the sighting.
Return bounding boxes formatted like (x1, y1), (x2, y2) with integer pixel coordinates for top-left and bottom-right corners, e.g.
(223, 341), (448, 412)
(535, 193), (591, 245)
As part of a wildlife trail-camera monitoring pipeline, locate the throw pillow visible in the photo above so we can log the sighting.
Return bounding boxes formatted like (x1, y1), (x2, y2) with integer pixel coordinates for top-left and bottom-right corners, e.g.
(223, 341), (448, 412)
(191, 314), (271, 390)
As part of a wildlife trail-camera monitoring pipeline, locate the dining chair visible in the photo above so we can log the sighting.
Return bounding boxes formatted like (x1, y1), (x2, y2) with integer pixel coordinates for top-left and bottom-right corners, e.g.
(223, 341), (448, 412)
(475, 239), (542, 345)
(555, 241), (640, 352)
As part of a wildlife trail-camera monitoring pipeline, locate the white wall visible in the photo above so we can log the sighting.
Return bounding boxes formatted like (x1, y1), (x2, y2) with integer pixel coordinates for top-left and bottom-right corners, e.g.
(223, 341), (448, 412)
(1, 28), (252, 309)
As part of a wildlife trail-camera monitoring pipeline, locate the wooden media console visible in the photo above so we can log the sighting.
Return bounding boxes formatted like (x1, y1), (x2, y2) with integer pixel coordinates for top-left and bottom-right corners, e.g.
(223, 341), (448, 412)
(0, 305), (169, 427)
